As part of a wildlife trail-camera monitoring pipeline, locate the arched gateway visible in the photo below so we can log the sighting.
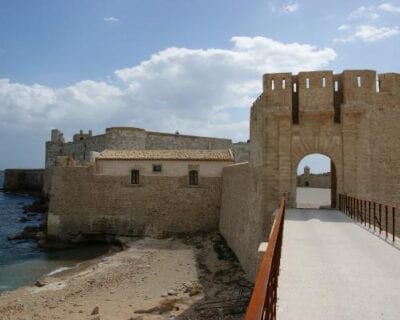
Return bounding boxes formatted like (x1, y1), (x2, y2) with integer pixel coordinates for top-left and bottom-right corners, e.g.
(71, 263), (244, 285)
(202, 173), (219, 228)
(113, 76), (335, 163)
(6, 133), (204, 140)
(220, 70), (400, 279)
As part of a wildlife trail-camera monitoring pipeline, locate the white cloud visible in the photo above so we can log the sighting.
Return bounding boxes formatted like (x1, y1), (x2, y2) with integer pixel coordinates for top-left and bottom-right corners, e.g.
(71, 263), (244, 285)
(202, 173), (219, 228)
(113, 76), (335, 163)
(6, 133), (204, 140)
(379, 3), (400, 13)
(354, 25), (400, 42)
(334, 24), (400, 43)
(282, 2), (299, 13)
(0, 36), (336, 167)
(103, 17), (120, 23)
(333, 25), (400, 42)
(338, 24), (349, 31)
(348, 6), (380, 20)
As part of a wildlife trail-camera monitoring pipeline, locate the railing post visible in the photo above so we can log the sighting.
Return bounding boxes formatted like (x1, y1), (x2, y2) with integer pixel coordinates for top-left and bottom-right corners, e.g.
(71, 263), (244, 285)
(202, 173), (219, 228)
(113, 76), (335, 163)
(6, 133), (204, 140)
(373, 202), (376, 232)
(364, 200), (367, 226)
(393, 207), (396, 243)
(368, 201), (371, 229)
(385, 205), (388, 239)
(379, 204), (382, 235)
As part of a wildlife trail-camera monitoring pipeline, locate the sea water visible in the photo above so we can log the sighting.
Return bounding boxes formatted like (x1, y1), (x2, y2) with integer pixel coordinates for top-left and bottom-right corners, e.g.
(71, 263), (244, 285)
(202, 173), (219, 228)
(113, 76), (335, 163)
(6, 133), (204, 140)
(0, 172), (109, 292)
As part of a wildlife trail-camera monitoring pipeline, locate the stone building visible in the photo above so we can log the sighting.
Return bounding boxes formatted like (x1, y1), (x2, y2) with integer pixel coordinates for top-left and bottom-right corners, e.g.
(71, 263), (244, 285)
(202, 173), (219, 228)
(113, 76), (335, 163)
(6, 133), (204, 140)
(47, 149), (234, 242)
(297, 166), (330, 188)
(46, 126), (249, 168)
(44, 69), (400, 281)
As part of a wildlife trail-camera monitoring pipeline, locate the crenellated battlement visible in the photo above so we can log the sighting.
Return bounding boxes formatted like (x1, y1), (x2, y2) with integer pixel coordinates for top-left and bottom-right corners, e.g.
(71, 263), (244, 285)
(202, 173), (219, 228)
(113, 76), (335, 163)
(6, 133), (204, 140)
(260, 69), (399, 123)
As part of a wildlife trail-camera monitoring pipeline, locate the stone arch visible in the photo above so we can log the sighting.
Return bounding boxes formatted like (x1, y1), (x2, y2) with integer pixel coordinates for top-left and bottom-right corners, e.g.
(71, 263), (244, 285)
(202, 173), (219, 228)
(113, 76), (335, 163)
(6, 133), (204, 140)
(288, 136), (343, 208)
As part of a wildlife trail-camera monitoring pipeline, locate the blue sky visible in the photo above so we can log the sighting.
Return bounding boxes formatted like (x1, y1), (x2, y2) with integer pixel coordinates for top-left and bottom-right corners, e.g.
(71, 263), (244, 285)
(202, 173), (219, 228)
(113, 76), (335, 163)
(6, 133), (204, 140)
(0, 0), (399, 169)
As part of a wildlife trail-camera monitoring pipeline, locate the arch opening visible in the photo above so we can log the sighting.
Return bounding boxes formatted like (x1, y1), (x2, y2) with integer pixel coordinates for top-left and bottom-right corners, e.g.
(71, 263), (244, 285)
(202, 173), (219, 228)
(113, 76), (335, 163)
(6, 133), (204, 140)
(296, 153), (336, 209)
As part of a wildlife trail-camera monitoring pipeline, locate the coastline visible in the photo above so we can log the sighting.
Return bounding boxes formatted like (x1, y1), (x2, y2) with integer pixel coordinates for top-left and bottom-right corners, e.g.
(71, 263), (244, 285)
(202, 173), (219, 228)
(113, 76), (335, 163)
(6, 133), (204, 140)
(0, 234), (252, 320)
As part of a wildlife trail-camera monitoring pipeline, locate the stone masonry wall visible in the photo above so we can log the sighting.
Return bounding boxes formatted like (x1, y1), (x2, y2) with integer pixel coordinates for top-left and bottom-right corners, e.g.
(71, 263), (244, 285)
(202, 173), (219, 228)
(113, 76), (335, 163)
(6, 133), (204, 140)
(219, 163), (266, 281)
(47, 166), (222, 242)
(3, 169), (44, 194)
(146, 131), (231, 150)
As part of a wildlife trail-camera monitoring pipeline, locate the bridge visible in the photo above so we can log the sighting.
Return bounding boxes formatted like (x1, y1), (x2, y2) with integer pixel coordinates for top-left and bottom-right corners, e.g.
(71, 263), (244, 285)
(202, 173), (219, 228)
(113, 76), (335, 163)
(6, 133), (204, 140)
(245, 196), (400, 320)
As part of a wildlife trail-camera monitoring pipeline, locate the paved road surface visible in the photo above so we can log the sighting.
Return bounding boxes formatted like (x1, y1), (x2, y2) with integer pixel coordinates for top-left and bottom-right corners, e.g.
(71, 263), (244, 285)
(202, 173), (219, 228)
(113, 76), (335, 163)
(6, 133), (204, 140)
(277, 209), (400, 320)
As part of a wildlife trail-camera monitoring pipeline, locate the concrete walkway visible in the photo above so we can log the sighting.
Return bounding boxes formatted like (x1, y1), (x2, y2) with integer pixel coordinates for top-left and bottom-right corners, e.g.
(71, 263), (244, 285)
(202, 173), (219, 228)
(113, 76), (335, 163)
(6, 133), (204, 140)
(277, 209), (400, 320)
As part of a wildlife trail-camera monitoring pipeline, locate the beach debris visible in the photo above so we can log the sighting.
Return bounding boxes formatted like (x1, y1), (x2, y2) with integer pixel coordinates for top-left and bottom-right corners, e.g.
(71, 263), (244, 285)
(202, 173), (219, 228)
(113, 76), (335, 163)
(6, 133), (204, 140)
(35, 280), (46, 287)
(183, 281), (203, 296)
(91, 305), (99, 315)
(134, 298), (177, 314)
(167, 289), (177, 296)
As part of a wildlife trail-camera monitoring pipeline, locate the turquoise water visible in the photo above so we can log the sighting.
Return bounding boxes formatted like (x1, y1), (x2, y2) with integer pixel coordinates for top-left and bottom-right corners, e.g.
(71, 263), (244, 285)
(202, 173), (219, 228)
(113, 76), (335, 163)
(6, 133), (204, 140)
(0, 172), (109, 292)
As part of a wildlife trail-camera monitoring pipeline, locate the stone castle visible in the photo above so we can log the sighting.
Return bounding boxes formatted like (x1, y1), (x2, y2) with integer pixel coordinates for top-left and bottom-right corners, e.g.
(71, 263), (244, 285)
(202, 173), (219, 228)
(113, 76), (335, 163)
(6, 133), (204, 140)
(46, 127), (250, 169)
(8, 69), (398, 281)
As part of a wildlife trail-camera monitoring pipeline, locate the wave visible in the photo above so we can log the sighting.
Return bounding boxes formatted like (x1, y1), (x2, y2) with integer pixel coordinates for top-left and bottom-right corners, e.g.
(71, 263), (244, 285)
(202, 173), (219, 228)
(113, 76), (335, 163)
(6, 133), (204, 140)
(47, 266), (72, 276)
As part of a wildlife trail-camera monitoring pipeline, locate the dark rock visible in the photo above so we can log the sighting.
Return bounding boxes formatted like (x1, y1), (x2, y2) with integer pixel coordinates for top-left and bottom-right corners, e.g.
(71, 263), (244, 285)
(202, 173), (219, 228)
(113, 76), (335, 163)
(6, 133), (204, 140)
(23, 199), (48, 213)
(91, 306), (99, 315)
(27, 212), (38, 217)
(22, 225), (42, 238)
(36, 231), (46, 240)
(35, 280), (46, 287)
(7, 234), (23, 241)
(19, 216), (30, 223)
(37, 239), (46, 248)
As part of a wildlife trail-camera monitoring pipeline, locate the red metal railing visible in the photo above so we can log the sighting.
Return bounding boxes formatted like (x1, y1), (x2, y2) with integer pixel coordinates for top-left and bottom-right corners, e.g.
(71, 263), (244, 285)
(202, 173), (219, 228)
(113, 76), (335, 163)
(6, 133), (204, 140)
(339, 194), (399, 243)
(245, 198), (286, 320)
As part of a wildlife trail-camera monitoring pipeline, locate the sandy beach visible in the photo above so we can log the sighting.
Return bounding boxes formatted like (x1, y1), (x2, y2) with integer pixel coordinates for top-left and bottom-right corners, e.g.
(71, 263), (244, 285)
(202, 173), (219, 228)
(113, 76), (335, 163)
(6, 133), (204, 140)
(0, 233), (252, 320)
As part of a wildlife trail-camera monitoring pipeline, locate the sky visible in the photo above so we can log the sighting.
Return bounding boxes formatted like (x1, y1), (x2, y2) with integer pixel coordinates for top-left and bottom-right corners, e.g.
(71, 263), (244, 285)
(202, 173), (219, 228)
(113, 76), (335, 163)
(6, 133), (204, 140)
(0, 0), (399, 170)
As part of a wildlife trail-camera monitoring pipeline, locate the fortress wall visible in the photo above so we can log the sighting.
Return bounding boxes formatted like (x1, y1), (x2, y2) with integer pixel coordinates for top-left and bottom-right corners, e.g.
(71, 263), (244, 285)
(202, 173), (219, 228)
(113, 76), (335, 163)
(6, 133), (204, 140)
(3, 169), (44, 194)
(231, 142), (250, 163)
(45, 128), (243, 169)
(105, 127), (146, 149)
(47, 166), (222, 242)
(297, 173), (331, 188)
(145, 131), (232, 150)
(369, 77), (400, 208)
(45, 142), (63, 168)
(219, 163), (266, 281)
(298, 71), (333, 112)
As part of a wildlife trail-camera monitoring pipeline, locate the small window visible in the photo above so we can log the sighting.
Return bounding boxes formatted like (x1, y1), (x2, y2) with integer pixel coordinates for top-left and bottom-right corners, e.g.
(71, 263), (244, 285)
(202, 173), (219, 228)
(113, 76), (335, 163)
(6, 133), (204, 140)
(189, 170), (199, 186)
(306, 78), (310, 89)
(334, 80), (339, 92)
(131, 170), (139, 185)
(271, 79), (275, 90)
(282, 79), (286, 89)
(357, 76), (362, 87)
(152, 164), (162, 172)
(322, 77), (326, 88)
(293, 83), (297, 93)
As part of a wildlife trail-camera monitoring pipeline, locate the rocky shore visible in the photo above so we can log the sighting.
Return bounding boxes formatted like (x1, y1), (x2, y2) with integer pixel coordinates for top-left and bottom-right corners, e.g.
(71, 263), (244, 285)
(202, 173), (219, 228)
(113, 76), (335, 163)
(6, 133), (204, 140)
(0, 233), (252, 320)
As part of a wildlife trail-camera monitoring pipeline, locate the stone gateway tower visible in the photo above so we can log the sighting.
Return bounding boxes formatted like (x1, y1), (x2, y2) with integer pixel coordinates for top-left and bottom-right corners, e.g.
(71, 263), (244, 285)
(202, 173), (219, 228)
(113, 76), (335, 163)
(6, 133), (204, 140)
(220, 70), (400, 279)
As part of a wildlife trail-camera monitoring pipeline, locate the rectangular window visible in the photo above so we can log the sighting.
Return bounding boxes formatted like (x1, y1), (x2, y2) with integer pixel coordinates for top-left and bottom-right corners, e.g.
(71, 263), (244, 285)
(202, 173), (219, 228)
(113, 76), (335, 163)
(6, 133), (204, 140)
(152, 164), (162, 172)
(357, 76), (362, 87)
(189, 170), (199, 186)
(131, 170), (139, 185)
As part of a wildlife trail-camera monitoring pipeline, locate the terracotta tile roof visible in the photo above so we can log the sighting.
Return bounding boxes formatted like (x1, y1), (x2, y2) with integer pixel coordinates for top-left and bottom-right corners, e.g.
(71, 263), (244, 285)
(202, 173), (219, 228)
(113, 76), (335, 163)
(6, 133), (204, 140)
(97, 149), (234, 161)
